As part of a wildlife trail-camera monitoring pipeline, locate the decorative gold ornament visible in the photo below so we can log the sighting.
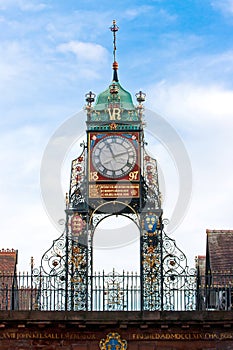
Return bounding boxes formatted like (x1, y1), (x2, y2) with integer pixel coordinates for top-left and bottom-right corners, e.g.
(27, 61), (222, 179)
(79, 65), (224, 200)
(99, 332), (127, 350)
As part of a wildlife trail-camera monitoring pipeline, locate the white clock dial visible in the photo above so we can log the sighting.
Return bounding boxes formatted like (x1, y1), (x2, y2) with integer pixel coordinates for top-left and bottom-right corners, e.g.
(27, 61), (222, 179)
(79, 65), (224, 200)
(92, 135), (137, 178)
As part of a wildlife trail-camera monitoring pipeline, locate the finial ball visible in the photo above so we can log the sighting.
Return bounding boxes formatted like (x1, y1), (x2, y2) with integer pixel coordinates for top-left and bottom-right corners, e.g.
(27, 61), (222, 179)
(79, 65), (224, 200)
(112, 61), (118, 70)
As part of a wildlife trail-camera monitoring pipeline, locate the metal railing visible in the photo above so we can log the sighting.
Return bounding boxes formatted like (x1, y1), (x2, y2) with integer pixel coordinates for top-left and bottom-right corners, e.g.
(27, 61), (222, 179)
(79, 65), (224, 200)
(197, 273), (233, 311)
(0, 271), (232, 311)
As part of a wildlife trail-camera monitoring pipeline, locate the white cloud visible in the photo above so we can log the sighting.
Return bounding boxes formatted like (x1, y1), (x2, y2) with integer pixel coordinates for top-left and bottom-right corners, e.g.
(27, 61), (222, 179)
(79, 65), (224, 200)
(123, 6), (154, 20)
(57, 41), (108, 63)
(0, 126), (44, 186)
(147, 82), (233, 125)
(0, 2), (232, 272)
(0, 0), (47, 11)
(145, 79), (233, 265)
(211, 0), (233, 15)
(0, 124), (58, 271)
(122, 5), (176, 23)
(205, 50), (233, 75)
(0, 41), (33, 84)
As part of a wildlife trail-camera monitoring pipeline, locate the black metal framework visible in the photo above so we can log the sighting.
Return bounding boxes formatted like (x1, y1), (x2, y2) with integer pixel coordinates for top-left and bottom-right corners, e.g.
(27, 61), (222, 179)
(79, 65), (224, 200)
(34, 21), (197, 311)
(34, 107), (198, 312)
(1, 270), (233, 311)
(33, 213), (197, 311)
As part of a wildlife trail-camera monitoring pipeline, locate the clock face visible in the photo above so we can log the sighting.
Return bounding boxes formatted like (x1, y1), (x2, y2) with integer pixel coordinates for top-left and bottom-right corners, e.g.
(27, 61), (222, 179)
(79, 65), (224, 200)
(91, 135), (137, 179)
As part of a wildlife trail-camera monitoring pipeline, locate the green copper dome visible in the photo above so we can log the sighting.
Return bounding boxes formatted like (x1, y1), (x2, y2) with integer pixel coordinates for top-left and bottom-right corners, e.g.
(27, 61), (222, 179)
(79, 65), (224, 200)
(86, 62), (141, 127)
(94, 81), (135, 111)
(85, 20), (145, 128)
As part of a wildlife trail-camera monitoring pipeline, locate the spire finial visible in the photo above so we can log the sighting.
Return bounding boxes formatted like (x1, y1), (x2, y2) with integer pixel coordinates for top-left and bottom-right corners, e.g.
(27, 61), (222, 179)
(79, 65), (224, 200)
(110, 20), (119, 82)
(110, 19), (119, 62)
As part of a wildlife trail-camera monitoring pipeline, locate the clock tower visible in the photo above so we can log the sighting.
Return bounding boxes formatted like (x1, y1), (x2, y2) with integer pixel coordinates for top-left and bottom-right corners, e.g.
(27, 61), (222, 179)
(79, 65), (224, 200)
(66, 20), (162, 311)
(87, 62), (143, 213)
(38, 21), (194, 312)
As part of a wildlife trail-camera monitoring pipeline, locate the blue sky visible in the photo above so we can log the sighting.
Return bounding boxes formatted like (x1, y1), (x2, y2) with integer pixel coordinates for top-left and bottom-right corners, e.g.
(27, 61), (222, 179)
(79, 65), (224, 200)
(0, 0), (233, 271)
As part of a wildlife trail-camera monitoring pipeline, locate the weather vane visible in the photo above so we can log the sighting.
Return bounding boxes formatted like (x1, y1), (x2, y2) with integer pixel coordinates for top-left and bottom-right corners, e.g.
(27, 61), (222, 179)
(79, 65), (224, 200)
(110, 19), (119, 63)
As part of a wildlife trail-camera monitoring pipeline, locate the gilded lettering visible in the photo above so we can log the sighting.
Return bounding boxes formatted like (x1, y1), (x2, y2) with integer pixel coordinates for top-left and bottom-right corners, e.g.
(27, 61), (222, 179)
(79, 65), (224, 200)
(108, 108), (121, 120)
(3, 331), (98, 341)
(169, 334), (176, 340)
(2, 332), (16, 339)
(220, 332), (233, 339)
(129, 332), (226, 341)
(205, 333), (219, 340)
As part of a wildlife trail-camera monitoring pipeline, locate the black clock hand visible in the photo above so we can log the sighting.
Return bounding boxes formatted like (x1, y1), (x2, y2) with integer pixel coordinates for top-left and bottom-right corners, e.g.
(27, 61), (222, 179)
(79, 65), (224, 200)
(105, 143), (115, 158)
(102, 158), (113, 165)
(114, 158), (127, 165)
(114, 150), (129, 157)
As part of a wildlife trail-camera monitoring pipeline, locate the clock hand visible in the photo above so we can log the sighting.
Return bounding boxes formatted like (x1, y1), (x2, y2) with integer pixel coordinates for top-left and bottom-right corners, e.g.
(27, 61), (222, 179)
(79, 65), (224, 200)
(114, 158), (127, 165)
(114, 150), (129, 157)
(105, 143), (115, 158)
(102, 158), (113, 165)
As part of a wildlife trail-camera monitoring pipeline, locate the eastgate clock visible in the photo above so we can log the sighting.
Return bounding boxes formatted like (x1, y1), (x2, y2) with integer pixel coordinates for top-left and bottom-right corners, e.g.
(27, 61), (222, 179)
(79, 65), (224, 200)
(89, 132), (140, 182)
(92, 135), (136, 179)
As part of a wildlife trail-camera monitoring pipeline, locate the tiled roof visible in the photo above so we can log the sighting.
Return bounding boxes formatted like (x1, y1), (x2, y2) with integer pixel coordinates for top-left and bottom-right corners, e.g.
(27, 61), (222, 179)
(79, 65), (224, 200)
(0, 248), (17, 275)
(206, 229), (233, 273)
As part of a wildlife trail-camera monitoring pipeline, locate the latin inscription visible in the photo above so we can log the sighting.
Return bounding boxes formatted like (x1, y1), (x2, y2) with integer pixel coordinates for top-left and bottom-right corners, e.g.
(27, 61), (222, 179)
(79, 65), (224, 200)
(0, 331), (96, 340)
(1, 331), (233, 341)
(130, 332), (232, 340)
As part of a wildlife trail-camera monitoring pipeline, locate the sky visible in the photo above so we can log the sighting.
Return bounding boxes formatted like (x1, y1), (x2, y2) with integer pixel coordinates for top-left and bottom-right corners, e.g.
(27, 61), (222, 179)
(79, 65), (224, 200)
(0, 0), (233, 272)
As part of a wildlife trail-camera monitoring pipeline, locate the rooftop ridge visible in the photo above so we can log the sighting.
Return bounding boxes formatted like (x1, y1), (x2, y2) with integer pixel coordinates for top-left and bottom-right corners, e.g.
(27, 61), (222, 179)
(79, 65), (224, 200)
(206, 229), (233, 234)
(0, 248), (17, 254)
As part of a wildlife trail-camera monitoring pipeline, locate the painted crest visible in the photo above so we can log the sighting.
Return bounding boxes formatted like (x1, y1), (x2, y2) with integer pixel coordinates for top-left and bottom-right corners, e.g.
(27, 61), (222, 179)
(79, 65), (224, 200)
(99, 332), (127, 350)
(144, 213), (158, 233)
(71, 214), (84, 235)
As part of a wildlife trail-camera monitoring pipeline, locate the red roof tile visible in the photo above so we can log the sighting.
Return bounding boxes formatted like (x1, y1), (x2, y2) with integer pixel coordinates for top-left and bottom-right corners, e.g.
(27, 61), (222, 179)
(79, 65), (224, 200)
(0, 249), (17, 275)
(0, 249), (18, 310)
(206, 230), (233, 273)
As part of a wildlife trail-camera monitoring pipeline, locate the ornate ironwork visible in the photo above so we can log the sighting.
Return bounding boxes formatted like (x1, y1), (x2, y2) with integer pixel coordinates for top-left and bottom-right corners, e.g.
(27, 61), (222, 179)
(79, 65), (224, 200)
(92, 270), (140, 311)
(68, 145), (87, 210)
(34, 211), (197, 311)
(143, 151), (161, 209)
(35, 22), (196, 311)
(34, 226), (90, 311)
(2, 270), (233, 311)
(36, 137), (197, 312)
(161, 225), (197, 311)
(140, 211), (161, 310)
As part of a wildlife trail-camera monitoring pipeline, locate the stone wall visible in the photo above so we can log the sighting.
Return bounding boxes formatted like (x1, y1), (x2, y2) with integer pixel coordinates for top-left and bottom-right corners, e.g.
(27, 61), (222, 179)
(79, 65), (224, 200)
(0, 311), (233, 349)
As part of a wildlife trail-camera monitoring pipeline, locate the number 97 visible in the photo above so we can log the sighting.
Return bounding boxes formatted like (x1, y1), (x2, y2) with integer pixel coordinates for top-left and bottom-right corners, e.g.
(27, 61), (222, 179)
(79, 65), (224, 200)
(129, 171), (138, 181)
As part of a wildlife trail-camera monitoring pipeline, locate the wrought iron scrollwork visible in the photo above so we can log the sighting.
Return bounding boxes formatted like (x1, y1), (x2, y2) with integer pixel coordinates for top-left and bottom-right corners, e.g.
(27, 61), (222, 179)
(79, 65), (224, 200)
(143, 150), (161, 209)
(34, 102), (197, 311)
(68, 145), (87, 210)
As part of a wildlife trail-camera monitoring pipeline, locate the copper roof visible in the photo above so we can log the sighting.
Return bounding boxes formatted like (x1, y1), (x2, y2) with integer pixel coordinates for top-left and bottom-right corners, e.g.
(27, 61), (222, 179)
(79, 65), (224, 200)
(206, 229), (233, 273)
